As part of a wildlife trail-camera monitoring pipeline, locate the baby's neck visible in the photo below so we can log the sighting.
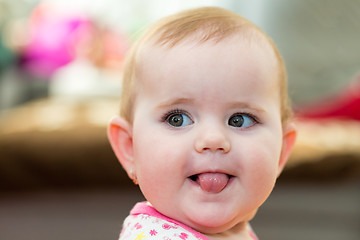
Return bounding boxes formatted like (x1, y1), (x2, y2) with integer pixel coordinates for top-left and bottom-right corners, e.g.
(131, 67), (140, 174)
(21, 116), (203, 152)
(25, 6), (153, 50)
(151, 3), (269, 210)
(205, 222), (254, 240)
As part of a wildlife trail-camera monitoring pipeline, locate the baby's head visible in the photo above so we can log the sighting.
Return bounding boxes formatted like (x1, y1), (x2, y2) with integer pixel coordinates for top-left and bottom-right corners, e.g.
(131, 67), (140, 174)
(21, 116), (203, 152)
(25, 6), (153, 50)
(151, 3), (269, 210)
(120, 6), (292, 126)
(108, 6), (296, 237)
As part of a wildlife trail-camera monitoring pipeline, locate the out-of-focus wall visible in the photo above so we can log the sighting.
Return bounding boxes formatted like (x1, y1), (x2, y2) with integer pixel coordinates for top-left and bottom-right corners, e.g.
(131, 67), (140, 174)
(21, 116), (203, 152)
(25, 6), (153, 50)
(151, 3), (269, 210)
(230, 0), (360, 104)
(1, 0), (359, 110)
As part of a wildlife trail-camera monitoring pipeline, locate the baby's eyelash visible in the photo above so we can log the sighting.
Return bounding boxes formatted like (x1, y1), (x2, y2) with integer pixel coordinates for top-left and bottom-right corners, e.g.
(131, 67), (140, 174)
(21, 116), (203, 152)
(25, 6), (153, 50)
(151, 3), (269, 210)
(237, 112), (260, 123)
(161, 109), (194, 128)
(227, 112), (260, 129)
(161, 109), (188, 122)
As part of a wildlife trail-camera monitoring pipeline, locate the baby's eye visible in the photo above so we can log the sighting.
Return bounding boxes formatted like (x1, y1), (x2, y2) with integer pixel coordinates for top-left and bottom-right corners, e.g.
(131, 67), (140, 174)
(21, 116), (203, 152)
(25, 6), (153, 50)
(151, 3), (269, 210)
(228, 114), (257, 128)
(166, 111), (193, 127)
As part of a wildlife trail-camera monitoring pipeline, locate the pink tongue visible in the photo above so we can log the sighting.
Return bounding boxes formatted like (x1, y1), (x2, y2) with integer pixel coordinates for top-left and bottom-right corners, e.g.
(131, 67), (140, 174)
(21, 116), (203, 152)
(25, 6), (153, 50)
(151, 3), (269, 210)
(197, 173), (229, 193)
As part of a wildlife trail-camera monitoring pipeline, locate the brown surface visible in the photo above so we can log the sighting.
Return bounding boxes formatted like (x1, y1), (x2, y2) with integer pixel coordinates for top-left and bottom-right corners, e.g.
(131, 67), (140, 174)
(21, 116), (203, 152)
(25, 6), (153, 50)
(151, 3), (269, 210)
(0, 97), (128, 190)
(1, 98), (360, 190)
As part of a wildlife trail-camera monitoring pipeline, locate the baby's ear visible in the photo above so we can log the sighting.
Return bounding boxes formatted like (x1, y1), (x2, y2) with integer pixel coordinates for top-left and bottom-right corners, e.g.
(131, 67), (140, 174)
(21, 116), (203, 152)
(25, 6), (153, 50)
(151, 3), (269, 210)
(277, 123), (297, 177)
(107, 116), (134, 177)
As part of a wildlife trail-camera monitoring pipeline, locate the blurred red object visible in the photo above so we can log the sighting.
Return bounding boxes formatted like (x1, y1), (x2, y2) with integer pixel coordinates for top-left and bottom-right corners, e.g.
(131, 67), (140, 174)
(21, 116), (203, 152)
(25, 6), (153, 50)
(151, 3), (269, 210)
(295, 74), (360, 121)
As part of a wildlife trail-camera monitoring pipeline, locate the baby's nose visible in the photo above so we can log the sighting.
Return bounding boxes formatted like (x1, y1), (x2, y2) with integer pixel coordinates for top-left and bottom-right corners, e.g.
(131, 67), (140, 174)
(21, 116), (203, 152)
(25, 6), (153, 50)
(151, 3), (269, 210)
(194, 127), (231, 153)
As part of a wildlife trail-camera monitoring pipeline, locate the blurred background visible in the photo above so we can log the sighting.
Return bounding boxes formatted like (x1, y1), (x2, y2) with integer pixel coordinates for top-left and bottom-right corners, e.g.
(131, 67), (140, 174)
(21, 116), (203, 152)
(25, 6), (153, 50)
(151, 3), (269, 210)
(0, 0), (359, 240)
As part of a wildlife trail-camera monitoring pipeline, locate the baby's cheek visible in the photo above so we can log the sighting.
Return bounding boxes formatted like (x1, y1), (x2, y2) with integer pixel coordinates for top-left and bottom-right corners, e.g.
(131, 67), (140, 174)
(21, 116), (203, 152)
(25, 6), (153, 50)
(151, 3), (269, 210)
(246, 154), (278, 195)
(136, 157), (173, 190)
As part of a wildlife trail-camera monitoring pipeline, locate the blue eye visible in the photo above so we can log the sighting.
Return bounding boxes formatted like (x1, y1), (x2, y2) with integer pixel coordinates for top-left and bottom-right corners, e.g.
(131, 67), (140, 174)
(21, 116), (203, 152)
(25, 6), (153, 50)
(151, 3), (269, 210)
(166, 111), (193, 127)
(228, 114), (256, 128)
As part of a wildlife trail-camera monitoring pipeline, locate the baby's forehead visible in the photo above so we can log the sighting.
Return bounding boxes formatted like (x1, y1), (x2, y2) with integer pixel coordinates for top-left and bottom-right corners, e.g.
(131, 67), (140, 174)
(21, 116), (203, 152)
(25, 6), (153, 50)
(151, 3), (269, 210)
(136, 32), (282, 101)
(137, 33), (279, 89)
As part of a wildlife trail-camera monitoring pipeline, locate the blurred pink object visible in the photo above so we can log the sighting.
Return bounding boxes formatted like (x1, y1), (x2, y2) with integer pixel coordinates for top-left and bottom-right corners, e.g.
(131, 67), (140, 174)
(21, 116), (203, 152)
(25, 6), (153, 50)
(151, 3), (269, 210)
(19, 3), (93, 79)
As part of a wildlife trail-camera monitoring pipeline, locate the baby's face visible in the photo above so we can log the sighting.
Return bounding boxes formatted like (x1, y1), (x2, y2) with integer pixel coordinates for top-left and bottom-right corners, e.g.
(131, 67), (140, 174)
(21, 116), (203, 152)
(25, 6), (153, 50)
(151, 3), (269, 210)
(131, 36), (284, 233)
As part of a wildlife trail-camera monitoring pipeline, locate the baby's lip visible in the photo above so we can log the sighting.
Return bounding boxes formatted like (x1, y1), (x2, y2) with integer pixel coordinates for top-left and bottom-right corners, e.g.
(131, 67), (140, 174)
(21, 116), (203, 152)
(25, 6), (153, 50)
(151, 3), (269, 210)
(189, 172), (233, 193)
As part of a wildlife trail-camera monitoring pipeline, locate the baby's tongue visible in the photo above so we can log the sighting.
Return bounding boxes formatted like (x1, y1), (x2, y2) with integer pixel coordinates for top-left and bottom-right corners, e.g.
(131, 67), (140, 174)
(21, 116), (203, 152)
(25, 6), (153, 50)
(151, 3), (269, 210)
(197, 173), (229, 193)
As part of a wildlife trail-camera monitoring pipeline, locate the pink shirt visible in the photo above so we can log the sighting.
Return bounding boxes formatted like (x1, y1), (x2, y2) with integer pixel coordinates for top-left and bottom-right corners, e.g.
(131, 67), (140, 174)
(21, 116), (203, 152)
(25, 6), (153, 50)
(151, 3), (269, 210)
(119, 202), (258, 240)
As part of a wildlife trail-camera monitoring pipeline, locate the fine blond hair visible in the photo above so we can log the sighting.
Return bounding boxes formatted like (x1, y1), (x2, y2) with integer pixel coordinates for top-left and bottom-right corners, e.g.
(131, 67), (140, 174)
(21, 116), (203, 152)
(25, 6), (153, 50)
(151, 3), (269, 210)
(120, 7), (293, 125)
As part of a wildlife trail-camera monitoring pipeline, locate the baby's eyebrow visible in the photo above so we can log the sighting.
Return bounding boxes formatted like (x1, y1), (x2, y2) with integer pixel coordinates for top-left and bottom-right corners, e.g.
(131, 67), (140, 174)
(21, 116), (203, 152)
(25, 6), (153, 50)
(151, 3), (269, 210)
(156, 98), (195, 109)
(227, 102), (266, 113)
(156, 98), (265, 113)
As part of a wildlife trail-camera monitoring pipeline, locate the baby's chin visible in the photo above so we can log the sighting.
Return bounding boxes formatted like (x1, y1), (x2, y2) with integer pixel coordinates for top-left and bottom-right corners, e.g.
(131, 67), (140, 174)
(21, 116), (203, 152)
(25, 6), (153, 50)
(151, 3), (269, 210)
(192, 223), (239, 235)
(185, 208), (258, 235)
(190, 220), (244, 236)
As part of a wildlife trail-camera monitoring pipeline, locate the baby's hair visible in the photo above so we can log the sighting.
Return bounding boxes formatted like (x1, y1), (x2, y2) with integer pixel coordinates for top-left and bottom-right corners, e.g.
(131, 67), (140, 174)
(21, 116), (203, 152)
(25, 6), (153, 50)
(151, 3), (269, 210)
(120, 7), (293, 125)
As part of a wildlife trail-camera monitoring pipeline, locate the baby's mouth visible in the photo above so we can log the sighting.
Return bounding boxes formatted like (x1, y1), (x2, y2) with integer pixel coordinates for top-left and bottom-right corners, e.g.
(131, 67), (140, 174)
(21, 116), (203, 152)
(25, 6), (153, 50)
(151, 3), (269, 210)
(189, 173), (232, 194)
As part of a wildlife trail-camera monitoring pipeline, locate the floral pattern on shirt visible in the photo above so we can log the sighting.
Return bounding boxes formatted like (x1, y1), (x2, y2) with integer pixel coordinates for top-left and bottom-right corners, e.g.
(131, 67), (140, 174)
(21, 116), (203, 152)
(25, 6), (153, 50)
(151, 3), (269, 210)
(120, 213), (200, 240)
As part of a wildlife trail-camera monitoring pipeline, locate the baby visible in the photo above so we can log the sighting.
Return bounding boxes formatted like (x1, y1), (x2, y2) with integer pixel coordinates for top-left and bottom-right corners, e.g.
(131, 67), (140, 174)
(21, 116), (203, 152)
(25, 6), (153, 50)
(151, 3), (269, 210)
(108, 6), (297, 240)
